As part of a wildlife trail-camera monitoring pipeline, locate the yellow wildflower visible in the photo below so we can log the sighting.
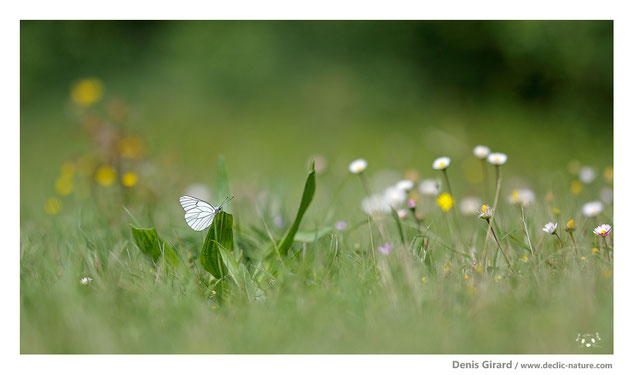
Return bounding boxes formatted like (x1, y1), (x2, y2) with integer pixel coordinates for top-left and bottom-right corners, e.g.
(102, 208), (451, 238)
(122, 172), (138, 187)
(95, 165), (116, 187)
(521, 254), (528, 263)
(421, 276), (427, 282)
(580, 256), (586, 261)
(570, 180), (582, 195)
(55, 176), (74, 196)
(592, 248), (600, 255)
(118, 136), (145, 159)
(565, 219), (576, 232)
(71, 78), (104, 107)
(463, 274), (469, 279)
(436, 193), (454, 212)
(61, 161), (76, 178)
(552, 207), (561, 216)
(44, 197), (62, 215)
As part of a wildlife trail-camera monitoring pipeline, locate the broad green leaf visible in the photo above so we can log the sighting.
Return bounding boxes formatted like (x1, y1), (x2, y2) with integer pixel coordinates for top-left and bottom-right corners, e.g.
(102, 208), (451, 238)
(216, 155), (232, 213)
(129, 225), (183, 267)
(217, 243), (240, 286)
(200, 211), (233, 279)
(294, 227), (333, 242)
(277, 162), (316, 255)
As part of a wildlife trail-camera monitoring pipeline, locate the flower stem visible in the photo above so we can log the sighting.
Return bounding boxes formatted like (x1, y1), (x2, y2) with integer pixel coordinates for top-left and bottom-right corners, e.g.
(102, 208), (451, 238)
(519, 205), (534, 255)
(603, 237), (612, 263)
(442, 169), (453, 197)
(480, 165), (503, 267)
(487, 218), (515, 274)
(569, 232), (581, 258)
(481, 159), (489, 201)
(554, 232), (563, 247)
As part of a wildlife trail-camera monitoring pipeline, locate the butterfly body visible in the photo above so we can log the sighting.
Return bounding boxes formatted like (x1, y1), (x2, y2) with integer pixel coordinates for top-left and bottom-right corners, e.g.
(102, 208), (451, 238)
(179, 195), (232, 231)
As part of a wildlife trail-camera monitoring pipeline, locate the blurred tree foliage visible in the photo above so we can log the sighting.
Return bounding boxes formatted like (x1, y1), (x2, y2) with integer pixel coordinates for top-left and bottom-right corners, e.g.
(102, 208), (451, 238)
(21, 20), (612, 128)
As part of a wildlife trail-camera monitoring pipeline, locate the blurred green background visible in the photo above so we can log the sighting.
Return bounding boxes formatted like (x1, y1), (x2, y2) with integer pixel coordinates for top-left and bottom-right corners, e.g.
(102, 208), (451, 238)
(21, 21), (613, 213)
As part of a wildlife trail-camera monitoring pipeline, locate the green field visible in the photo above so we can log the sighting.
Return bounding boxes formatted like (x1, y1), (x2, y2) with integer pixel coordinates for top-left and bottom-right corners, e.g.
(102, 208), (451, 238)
(20, 21), (613, 353)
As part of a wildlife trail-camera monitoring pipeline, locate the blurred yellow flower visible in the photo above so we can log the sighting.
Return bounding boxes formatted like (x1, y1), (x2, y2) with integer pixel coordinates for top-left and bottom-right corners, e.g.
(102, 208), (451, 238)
(122, 172), (138, 187)
(443, 263), (451, 271)
(118, 136), (145, 159)
(71, 78), (104, 107)
(54, 176), (74, 196)
(475, 264), (483, 272)
(592, 248), (600, 255)
(604, 166), (613, 183)
(61, 161), (76, 178)
(521, 254), (528, 263)
(603, 269), (612, 278)
(552, 207), (560, 216)
(494, 275), (502, 282)
(463, 274), (469, 279)
(421, 276), (427, 282)
(565, 219), (576, 232)
(436, 193), (454, 212)
(95, 165), (116, 187)
(580, 256), (586, 261)
(44, 197), (62, 215)
(570, 180), (582, 195)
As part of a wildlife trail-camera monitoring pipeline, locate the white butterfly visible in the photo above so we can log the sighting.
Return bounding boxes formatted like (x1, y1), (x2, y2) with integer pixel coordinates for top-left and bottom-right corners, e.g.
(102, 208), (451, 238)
(179, 195), (233, 231)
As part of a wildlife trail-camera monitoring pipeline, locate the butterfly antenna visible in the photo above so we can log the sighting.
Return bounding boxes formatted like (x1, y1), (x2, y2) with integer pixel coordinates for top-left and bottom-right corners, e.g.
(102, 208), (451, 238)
(220, 195), (235, 206)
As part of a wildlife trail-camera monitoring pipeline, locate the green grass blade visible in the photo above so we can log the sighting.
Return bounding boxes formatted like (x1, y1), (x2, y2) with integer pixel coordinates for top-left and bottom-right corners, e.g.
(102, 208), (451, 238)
(216, 155), (232, 213)
(277, 161), (316, 255)
(200, 211), (233, 279)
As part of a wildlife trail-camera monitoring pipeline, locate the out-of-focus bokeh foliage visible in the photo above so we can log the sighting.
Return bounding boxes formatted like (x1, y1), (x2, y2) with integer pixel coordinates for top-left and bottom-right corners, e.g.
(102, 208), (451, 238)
(21, 21), (612, 185)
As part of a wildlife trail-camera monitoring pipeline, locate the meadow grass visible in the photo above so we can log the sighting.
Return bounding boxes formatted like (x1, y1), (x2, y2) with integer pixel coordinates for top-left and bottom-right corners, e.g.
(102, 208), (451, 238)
(20, 145), (613, 353)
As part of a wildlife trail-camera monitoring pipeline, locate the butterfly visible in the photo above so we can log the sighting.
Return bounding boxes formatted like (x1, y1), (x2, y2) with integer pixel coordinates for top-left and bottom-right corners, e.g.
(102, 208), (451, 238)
(179, 195), (233, 231)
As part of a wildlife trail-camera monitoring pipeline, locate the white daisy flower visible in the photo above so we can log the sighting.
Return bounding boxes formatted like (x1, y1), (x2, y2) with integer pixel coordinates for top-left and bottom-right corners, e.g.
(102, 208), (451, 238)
(473, 145), (490, 159)
(508, 189), (536, 206)
(478, 205), (493, 220)
(582, 201), (604, 217)
(460, 196), (481, 215)
(432, 156), (451, 170)
(384, 186), (407, 207)
(593, 224), (612, 237)
(80, 277), (93, 285)
(579, 166), (596, 184)
(487, 152), (507, 165)
(542, 222), (558, 234)
(419, 178), (440, 196)
(361, 194), (391, 215)
(395, 179), (414, 191)
(349, 158), (368, 174)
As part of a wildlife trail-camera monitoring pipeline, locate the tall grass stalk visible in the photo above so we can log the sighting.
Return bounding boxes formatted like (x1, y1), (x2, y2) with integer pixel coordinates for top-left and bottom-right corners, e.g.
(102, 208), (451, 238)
(480, 165), (503, 269)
